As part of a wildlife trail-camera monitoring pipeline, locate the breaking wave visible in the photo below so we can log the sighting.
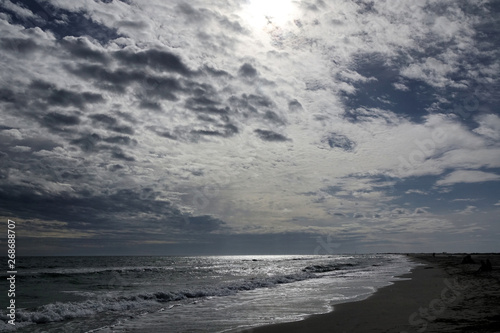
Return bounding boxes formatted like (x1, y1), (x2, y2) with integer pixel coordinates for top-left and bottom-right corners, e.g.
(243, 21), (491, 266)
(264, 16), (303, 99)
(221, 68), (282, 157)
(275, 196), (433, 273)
(0, 270), (323, 326)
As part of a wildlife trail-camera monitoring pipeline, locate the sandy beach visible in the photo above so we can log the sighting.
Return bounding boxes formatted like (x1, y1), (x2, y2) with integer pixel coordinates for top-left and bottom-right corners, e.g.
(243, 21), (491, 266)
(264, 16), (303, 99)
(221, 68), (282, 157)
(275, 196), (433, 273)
(242, 254), (500, 333)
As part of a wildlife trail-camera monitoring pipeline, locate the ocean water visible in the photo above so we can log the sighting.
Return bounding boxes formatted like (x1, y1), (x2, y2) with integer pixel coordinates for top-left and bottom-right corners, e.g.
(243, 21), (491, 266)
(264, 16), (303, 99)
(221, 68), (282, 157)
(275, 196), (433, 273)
(0, 254), (415, 332)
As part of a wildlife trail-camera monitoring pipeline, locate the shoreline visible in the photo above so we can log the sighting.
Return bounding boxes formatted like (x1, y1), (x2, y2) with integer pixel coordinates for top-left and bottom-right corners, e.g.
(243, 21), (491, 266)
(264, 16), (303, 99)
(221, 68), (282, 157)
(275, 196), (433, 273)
(241, 254), (500, 333)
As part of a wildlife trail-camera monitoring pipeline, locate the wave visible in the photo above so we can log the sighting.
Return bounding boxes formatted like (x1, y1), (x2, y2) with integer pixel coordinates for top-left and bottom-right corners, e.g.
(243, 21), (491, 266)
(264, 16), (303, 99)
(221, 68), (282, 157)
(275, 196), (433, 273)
(0, 266), (174, 280)
(0, 271), (318, 326)
(302, 262), (357, 273)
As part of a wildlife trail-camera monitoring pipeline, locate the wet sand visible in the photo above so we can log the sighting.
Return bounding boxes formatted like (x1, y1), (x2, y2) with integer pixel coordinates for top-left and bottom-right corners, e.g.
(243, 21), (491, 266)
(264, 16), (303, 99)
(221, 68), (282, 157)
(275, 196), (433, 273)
(242, 254), (500, 333)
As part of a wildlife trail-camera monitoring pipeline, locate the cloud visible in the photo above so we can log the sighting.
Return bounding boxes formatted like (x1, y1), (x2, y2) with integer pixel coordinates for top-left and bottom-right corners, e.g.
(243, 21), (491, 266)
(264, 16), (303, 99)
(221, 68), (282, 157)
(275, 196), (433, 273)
(451, 198), (479, 202)
(0, 37), (39, 54)
(254, 129), (289, 142)
(456, 205), (477, 215)
(1, 0), (499, 254)
(238, 63), (258, 78)
(401, 57), (454, 88)
(113, 48), (195, 76)
(414, 207), (429, 215)
(436, 170), (500, 186)
(0, 0), (36, 19)
(0, 185), (226, 235)
(42, 112), (81, 130)
(474, 114), (500, 140)
(59, 36), (110, 64)
(322, 133), (356, 151)
(405, 189), (428, 195)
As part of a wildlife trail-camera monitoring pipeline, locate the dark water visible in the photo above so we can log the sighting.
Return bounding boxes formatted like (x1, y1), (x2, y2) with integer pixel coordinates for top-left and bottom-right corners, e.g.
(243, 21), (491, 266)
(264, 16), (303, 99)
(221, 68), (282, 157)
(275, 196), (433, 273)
(0, 254), (415, 332)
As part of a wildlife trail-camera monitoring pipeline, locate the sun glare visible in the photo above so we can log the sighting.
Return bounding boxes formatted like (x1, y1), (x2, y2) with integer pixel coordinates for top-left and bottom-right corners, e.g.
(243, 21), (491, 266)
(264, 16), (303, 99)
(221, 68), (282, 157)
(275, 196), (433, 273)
(244, 0), (296, 28)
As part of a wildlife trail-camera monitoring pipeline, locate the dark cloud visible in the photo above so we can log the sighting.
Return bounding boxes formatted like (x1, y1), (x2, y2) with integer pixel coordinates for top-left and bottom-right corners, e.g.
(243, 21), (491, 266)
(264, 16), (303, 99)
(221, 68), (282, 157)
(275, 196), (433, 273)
(192, 129), (225, 137)
(66, 63), (182, 100)
(139, 100), (162, 111)
(254, 129), (290, 142)
(30, 80), (105, 109)
(0, 167), (8, 179)
(288, 99), (303, 112)
(15, 137), (60, 152)
(228, 95), (257, 114)
(354, 0), (377, 14)
(0, 186), (225, 234)
(60, 170), (84, 180)
(154, 130), (177, 140)
(202, 66), (232, 77)
(264, 111), (285, 125)
(116, 20), (149, 29)
(0, 37), (39, 54)
(185, 96), (230, 115)
(323, 133), (356, 151)
(322, 186), (342, 195)
(109, 164), (124, 172)
(69, 133), (136, 161)
(392, 208), (407, 215)
(183, 215), (226, 232)
(3, 0), (122, 43)
(238, 63), (258, 78)
(0, 88), (17, 104)
(66, 64), (144, 93)
(227, 94), (275, 118)
(103, 136), (135, 146)
(223, 123), (239, 135)
(59, 37), (109, 64)
(89, 114), (117, 126)
(175, 3), (207, 23)
(110, 125), (135, 135)
(113, 48), (194, 76)
(245, 94), (273, 108)
(42, 112), (81, 129)
(299, 191), (317, 196)
(111, 149), (135, 161)
(70, 133), (102, 152)
(218, 16), (247, 33)
(189, 169), (204, 176)
(115, 111), (137, 124)
(89, 114), (135, 134)
(191, 123), (239, 138)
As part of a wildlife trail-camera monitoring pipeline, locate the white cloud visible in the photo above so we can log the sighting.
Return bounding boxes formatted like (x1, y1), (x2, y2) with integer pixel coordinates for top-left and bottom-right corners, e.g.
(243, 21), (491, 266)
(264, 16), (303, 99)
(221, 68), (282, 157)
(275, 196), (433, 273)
(406, 189), (428, 195)
(451, 198), (478, 202)
(436, 170), (500, 186)
(1, 0), (36, 19)
(456, 205), (477, 215)
(9, 145), (31, 152)
(414, 207), (430, 215)
(401, 57), (455, 88)
(474, 114), (500, 140)
(393, 82), (409, 91)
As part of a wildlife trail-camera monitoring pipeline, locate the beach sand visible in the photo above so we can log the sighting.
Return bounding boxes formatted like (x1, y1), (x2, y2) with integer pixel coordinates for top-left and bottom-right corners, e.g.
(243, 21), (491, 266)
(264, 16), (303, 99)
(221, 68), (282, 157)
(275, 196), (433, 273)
(242, 254), (500, 333)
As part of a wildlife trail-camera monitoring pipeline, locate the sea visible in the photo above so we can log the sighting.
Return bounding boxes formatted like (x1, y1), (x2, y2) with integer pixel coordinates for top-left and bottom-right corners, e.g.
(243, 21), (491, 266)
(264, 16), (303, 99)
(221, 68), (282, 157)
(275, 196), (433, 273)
(1, 254), (416, 332)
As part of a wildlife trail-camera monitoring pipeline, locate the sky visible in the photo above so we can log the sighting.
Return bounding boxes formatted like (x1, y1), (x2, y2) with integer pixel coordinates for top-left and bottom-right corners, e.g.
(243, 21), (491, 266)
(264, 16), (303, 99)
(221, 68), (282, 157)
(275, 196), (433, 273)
(0, 0), (499, 255)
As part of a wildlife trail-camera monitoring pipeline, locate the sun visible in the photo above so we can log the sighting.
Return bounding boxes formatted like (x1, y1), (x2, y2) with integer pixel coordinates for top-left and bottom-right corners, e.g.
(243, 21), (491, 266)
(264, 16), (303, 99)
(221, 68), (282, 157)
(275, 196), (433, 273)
(244, 0), (297, 28)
